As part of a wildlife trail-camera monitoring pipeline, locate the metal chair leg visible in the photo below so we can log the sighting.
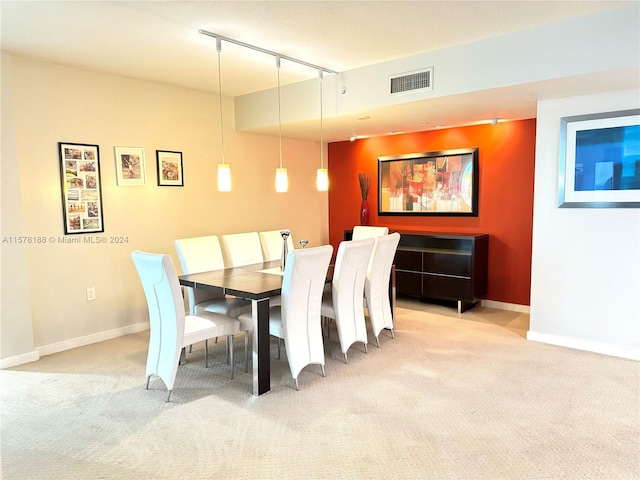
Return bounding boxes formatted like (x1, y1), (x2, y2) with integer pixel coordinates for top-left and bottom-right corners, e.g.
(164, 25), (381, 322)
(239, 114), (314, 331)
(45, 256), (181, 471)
(375, 336), (380, 348)
(166, 390), (172, 403)
(277, 337), (281, 360)
(294, 378), (299, 391)
(205, 339), (209, 368)
(321, 364), (326, 377)
(244, 331), (249, 373)
(228, 335), (234, 380)
(364, 343), (368, 354)
(390, 328), (395, 339)
(179, 347), (187, 365)
(146, 376), (151, 390)
(343, 352), (348, 364)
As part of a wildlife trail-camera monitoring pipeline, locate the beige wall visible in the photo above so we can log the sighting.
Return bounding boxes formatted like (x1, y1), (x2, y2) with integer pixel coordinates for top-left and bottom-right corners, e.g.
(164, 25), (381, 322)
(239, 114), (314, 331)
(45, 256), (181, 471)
(1, 52), (328, 362)
(1, 51), (37, 364)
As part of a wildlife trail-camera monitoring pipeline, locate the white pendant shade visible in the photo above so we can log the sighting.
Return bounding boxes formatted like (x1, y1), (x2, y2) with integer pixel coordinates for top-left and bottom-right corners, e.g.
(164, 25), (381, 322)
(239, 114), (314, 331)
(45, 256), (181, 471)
(316, 168), (328, 191)
(217, 163), (231, 192)
(275, 167), (288, 192)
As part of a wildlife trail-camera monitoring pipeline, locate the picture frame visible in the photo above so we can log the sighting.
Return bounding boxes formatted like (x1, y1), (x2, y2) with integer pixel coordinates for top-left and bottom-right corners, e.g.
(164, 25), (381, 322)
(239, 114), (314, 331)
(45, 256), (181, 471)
(58, 142), (105, 234)
(114, 146), (146, 186)
(378, 148), (479, 216)
(156, 150), (184, 186)
(558, 109), (640, 208)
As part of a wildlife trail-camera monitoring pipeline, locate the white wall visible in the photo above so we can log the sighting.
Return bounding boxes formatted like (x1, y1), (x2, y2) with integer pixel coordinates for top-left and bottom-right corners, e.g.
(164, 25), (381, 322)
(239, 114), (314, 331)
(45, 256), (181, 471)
(1, 51), (38, 367)
(1, 53), (328, 367)
(529, 89), (640, 360)
(235, 4), (640, 133)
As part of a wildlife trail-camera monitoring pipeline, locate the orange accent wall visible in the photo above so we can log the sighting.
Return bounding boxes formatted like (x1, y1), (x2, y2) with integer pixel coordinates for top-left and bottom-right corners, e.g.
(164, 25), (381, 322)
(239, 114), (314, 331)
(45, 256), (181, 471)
(328, 119), (536, 306)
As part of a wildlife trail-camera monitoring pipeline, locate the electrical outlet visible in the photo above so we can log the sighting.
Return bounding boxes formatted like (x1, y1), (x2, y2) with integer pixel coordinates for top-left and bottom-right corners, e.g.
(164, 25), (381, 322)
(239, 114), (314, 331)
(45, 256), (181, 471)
(86, 287), (96, 301)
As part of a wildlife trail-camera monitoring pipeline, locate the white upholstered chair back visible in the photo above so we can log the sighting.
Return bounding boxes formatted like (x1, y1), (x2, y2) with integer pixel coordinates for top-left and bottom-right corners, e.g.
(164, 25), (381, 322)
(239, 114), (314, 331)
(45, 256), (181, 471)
(259, 229), (295, 262)
(281, 245), (333, 385)
(132, 250), (184, 392)
(175, 235), (226, 314)
(351, 226), (389, 241)
(365, 232), (401, 345)
(221, 232), (263, 267)
(321, 238), (375, 360)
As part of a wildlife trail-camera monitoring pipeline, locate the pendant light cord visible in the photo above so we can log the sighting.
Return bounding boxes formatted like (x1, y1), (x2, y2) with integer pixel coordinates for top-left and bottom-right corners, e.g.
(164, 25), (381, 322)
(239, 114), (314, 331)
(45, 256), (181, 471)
(216, 39), (226, 164)
(277, 56), (283, 169)
(319, 69), (324, 169)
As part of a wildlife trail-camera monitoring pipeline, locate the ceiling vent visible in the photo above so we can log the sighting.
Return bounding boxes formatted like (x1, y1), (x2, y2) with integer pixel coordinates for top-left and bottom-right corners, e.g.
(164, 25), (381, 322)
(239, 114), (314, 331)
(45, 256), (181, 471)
(390, 67), (433, 95)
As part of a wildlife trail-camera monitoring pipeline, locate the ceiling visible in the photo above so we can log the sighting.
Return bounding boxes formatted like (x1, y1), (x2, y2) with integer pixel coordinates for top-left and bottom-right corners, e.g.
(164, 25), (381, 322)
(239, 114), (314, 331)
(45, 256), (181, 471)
(0, 1), (634, 142)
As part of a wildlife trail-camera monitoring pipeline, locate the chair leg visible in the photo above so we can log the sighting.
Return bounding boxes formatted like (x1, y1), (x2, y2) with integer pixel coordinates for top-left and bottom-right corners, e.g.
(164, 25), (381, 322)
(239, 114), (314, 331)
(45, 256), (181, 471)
(390, 328), (395, 339)
(294, 378), (299, 391)
(179, 347), (187, 365)
(166, 390), (172, 403)
(343, 352), (348, 364)
(146, 376), (151, 390)
(375, 336), (380, 348)
(244, 331), (249, 373)
(277, 337), (281, 360)
(364, 342), (368, 354)
(228, 335), (235, 380)
(205, 339), (209, 368)
(321, 364), (325, 377)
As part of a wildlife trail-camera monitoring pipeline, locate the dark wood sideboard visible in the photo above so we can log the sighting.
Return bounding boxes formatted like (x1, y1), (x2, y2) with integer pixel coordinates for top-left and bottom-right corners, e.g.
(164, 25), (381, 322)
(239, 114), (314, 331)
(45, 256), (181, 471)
(344, 230), (489, 313)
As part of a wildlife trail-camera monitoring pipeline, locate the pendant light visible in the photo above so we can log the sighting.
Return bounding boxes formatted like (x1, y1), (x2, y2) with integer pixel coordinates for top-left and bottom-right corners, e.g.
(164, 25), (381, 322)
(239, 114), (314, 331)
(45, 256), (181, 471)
(215, 38), (231, 192)
(275, 56), (288, 193)
(316, 69), (328, 191)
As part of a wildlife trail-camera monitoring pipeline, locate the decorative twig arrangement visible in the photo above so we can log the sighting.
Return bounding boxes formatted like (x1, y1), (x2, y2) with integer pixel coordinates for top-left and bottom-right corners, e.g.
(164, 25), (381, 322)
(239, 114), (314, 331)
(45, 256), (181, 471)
(358, 173), (371, 201)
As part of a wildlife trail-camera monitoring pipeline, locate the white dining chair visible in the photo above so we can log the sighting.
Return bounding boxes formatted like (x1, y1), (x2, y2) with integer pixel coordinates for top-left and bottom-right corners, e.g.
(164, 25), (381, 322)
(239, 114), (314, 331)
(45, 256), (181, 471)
(259, 229), (295, 262)
(240, 245), (333, 390)
(131, 250), (240, 402)
(321, 237), (375, 363)
(174, 235), (252, 372)
(364, 232), (401, 347)
(221, 232), (264, 267)
(223, 231), (284, 310)
(351, 225), (389, 241)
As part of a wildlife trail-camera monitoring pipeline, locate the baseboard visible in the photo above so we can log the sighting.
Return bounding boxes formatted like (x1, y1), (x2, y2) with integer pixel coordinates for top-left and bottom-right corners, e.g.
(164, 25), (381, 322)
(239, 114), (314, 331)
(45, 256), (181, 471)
(481, 299), (530, 313)
(36, 322), (149, 357)
(0, 350), (40, 369)
(527, 331), (640, 361)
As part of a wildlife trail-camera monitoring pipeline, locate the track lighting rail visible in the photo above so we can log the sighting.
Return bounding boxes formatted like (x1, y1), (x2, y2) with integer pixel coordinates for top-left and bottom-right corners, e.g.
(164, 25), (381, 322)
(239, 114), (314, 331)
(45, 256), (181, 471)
(199, 29), (338, 75)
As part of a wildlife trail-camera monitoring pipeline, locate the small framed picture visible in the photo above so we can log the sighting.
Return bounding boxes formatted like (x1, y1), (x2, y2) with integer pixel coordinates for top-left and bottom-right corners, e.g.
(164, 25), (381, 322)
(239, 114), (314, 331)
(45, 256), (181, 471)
(115, 146), (146, 186)
(156, 150), (184, 186)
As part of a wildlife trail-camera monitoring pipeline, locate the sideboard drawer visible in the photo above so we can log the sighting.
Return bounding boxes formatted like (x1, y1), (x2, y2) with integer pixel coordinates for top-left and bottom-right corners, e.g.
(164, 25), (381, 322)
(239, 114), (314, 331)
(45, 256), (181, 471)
(423, 252), (470, 277)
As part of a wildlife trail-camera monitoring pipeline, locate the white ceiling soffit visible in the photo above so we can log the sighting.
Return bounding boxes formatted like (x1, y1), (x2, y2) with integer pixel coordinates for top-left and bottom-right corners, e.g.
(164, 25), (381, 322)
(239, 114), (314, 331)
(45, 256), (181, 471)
(1, 1), (637, 142)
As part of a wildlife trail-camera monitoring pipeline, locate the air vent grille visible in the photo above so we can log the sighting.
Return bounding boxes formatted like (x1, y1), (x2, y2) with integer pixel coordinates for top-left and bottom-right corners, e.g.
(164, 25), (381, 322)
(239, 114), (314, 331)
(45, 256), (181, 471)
(390, 68), (433, 95)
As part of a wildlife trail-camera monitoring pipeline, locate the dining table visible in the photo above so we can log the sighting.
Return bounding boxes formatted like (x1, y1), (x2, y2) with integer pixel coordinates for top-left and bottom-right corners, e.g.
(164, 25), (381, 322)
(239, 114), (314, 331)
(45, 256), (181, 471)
(178, 259), (285, 396)
(179, 258), (395, 396)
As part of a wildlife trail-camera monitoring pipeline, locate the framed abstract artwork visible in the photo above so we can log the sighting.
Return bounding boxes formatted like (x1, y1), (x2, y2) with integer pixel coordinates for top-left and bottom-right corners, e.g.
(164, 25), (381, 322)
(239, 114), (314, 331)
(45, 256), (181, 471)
(558, 109), (640, 208)
(378, 148), (479, 216)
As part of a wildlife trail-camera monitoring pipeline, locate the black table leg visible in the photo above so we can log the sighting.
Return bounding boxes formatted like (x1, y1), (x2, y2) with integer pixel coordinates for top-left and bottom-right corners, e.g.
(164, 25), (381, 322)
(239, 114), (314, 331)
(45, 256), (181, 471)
(252, 298), (271, 395)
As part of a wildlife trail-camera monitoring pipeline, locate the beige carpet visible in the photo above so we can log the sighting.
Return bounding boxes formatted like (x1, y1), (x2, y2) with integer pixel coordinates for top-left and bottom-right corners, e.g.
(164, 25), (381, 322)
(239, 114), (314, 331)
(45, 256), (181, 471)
(1, 299), (639, 479)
